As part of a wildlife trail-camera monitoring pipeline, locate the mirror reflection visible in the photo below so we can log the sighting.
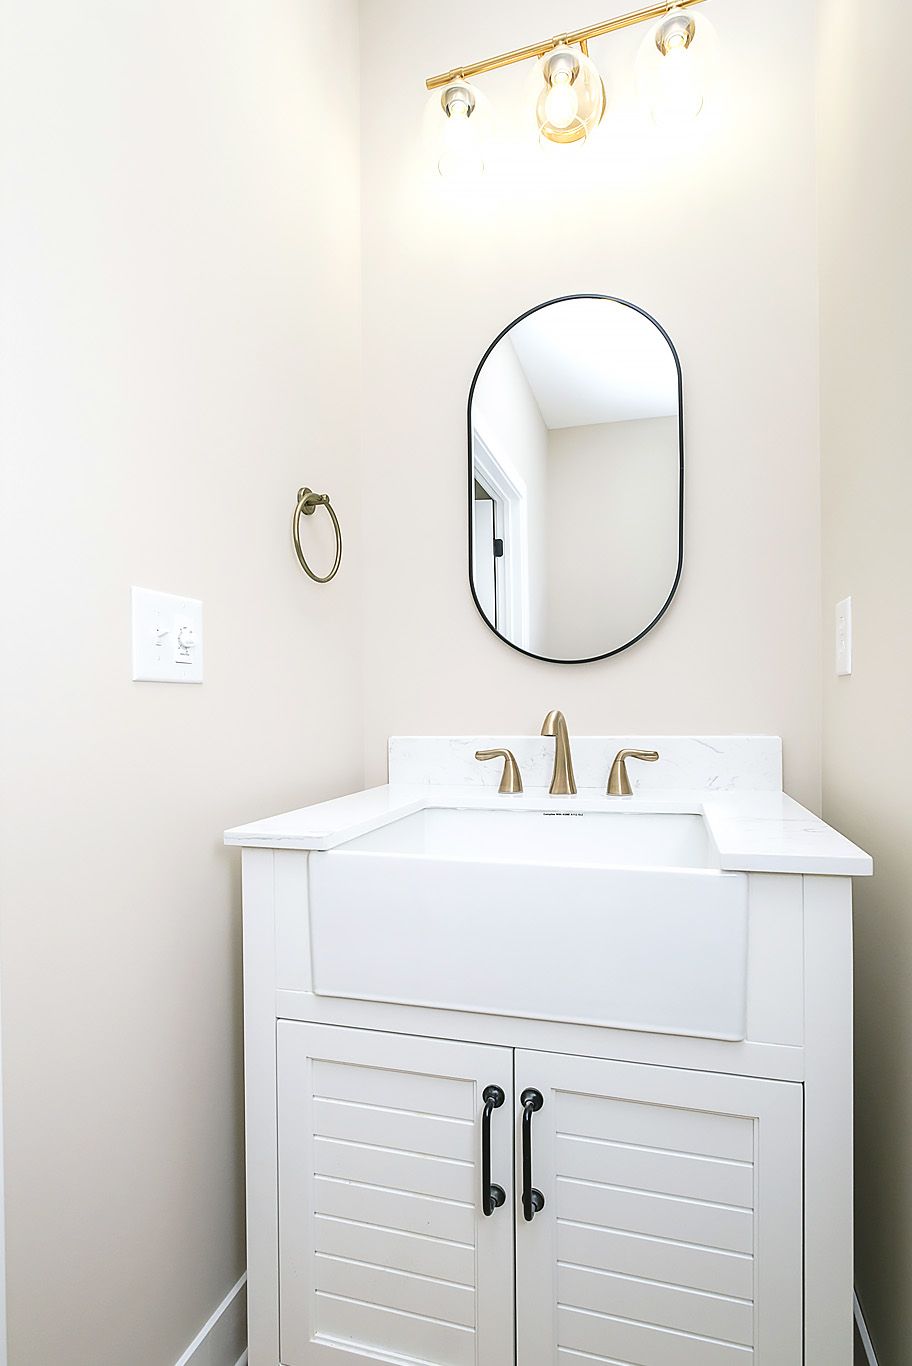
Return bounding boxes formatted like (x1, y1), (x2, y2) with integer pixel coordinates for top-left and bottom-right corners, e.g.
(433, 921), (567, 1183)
(469, 295), (683, 662)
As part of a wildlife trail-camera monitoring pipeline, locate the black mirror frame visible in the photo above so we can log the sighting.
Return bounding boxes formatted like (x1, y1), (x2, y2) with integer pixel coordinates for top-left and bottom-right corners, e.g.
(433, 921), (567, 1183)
(467, 293), (684, 665)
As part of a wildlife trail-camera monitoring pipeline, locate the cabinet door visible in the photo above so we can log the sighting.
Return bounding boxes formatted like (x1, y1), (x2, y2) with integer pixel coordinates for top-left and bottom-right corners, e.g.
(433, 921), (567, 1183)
(277, 1022), (514, 1366)
(515, 1051), (802, 1366)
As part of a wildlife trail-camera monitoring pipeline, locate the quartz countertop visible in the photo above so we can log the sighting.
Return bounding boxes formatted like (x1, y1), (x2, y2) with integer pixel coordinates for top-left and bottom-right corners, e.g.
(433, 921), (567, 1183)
(224, 783), (873, 877)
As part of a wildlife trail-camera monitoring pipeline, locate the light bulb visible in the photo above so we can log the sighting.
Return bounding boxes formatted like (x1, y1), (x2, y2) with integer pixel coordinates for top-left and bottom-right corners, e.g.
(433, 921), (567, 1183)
(544, 70), (579, 130)
(656, 45), (703, 121)
(635, 8), (719, 127)
(437, 81), (485, 181)
(533, 45), (606, 146)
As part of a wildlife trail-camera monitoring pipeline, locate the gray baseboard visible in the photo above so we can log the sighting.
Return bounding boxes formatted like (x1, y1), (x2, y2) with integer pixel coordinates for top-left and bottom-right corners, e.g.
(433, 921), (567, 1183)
(175, 1274), (247, 1366)
(854, 1292), (879, 1366)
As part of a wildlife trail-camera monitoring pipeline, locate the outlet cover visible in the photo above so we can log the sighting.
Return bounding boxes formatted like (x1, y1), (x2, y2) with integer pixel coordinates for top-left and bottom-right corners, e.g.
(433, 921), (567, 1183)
(836, 597), (852, 677)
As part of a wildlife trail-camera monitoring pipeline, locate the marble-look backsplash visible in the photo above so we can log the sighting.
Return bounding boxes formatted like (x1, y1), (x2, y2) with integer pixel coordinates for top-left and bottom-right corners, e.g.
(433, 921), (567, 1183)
(388, 736), (783, 793)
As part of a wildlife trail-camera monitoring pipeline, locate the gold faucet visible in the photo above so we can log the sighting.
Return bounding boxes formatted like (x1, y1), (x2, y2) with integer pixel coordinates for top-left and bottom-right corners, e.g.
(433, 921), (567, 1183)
(607, 748), (660, 797)
(541, 710), (577, 795)
(475, 748), (524, 794)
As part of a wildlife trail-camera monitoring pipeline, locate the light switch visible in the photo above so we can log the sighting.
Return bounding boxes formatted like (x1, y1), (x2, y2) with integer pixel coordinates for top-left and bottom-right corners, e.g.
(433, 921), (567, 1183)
(132, 587), (203, 683)
(835, 597), (852, 676)
(174, 618), (198, 666)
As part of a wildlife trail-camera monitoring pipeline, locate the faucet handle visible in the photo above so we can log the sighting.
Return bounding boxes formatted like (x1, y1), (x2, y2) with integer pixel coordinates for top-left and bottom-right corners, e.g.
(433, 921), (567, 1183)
(608, 748), (659, 797)
(475, 749), (524, 795)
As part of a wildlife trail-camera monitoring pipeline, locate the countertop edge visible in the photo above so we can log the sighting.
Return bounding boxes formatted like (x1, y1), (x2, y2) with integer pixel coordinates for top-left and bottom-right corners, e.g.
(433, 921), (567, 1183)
(225, 785), (873, 877)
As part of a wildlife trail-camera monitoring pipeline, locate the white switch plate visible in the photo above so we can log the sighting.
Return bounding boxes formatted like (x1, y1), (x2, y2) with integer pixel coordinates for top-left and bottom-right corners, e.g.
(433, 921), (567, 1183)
(835, 596), (852, 676)
(132, 587), (203, 683)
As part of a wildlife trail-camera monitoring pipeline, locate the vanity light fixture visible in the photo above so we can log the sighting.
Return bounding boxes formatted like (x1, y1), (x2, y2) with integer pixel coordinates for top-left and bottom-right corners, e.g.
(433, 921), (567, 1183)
(437, 80), (487, 180)
(533, 43), (606, 145)
(426, 0), (714, 175)
(655, 9), (698, 52)
(635, 3), (717, 124)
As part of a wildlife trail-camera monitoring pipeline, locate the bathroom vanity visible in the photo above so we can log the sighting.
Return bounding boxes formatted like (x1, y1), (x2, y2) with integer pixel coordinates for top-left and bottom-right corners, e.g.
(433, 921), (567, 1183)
(227, 736), (871, 1366)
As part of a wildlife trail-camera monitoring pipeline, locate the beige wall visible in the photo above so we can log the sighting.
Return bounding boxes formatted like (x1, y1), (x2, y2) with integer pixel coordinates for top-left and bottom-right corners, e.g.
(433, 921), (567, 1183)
(818, 3), (912, 1361)
(0, 3), (363, 1363)
(358, 0), (822, 807)
(544, 417), (680, 659)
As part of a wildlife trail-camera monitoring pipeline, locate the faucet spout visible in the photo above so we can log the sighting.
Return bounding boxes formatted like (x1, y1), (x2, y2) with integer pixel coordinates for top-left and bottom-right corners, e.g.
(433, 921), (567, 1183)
(541, 710), (577, 795)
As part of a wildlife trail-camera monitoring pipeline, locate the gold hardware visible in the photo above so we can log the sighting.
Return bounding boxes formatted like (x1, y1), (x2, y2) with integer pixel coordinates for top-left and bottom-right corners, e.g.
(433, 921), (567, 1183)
(608, 748), (660, 797)
(475, 749), (524, 795)
(425, 0), (707, 90)
(541, 711), (577, 796)
(292, 486), (342, 584)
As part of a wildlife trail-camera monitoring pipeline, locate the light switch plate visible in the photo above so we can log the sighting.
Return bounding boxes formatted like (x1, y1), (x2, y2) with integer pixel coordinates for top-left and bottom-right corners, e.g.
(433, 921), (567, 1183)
(835, 596), (852, 676)
(132, 587), (203, 683)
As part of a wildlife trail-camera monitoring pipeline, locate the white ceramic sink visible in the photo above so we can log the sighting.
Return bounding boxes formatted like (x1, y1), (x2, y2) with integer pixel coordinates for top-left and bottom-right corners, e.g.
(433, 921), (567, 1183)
(340, 806), (715, 869)
(308, 805), (749, 1041)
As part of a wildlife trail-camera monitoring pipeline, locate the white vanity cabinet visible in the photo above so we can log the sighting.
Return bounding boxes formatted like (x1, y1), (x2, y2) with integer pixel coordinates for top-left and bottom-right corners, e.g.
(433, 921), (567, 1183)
(229, 738), (872, 1366)
(514, 1053), (802, 1366)
(276, 1024), (514, 1366)
(275, 1023), (803, 1366)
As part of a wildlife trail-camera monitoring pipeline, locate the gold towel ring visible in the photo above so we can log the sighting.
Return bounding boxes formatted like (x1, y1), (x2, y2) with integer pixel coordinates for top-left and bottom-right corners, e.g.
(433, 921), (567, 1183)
(292, 486), (342, 583)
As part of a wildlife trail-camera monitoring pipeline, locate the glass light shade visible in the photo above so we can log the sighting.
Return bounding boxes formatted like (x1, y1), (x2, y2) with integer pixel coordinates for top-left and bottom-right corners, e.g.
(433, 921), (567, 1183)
(436, 80), (489, 181)
(635, 8), (720, 126)
(533, 45), (606, 145)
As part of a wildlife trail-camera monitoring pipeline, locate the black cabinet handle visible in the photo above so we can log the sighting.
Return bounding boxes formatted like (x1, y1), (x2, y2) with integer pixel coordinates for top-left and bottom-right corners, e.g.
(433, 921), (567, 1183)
(481, 1085), (506, 1217)
(521, 1088), (545, 1221)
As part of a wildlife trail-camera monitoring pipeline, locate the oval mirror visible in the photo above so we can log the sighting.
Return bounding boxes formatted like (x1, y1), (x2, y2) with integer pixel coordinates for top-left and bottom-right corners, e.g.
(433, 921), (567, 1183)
(468, 295), (683, 663)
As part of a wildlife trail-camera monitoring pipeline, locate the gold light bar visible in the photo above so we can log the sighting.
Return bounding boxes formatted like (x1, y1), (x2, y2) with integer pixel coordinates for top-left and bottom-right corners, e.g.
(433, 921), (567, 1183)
(426, 0), (707, 90)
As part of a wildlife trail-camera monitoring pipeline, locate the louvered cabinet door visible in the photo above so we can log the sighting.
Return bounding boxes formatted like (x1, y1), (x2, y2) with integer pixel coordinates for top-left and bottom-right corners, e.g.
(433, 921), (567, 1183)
(277, 1023), (515, 1366)
(515, 1052), (803, 1366)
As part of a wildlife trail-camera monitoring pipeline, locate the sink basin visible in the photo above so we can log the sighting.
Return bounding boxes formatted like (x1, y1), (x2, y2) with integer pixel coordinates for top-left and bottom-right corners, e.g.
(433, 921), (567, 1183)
(308, 805), (749, 1041)
(339, 806), (715, 869)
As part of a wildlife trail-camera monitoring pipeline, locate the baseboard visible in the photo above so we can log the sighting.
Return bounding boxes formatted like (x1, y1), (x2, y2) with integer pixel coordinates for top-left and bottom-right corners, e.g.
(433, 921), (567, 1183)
(174, 1273), (247, 1366)
(854, 1292), (879, 1366)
